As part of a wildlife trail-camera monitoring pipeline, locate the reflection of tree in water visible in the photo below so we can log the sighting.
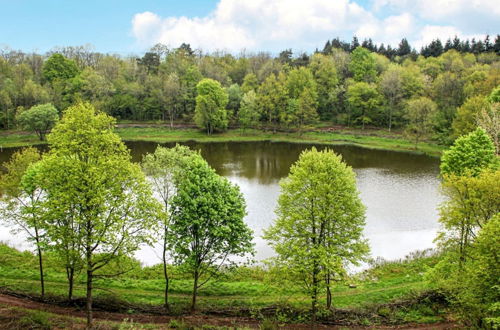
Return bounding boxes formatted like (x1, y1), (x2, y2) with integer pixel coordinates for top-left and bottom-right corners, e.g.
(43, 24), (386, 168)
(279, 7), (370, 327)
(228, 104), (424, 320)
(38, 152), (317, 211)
(0, 141), (439, 180)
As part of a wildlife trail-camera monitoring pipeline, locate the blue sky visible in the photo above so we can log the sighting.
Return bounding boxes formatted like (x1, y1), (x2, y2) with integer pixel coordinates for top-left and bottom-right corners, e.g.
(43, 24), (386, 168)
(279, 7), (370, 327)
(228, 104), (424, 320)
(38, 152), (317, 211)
(1, 0), (498, 54)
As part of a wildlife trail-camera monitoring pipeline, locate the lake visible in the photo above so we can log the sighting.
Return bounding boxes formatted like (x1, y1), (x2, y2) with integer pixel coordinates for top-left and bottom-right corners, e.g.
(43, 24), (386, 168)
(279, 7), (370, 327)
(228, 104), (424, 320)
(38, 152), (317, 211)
(0, 141), (443, 267)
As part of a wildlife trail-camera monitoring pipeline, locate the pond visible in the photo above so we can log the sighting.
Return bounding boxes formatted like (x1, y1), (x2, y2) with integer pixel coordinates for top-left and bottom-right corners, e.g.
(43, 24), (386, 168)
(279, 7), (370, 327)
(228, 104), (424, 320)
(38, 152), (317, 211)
(0, 141), (443, 267)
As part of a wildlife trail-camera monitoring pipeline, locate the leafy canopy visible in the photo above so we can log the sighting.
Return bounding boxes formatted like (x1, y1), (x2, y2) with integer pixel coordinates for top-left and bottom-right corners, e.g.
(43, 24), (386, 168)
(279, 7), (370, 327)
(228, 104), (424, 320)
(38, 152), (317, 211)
(16, 103), (59, 141)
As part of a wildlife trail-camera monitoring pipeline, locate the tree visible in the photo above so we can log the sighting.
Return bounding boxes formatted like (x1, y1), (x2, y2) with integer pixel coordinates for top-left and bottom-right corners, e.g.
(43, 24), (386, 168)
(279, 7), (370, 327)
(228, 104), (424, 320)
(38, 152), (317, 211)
(226, 83), (242, 118)
(264, 148), (369, 321)
(241, 73), (259, 94)
(16, 103), (59, 141)
(257, 72), (287, 132)
(238, 90), (259, 132)
(477, 103), (500, 154)
(457, 214), (500, 327)
(141, 145), (197, 311)
(379, 64), (404, 131)
(0, 148), (45, 299)
(309, 54), (339, 120)
(440, 127), (498, 177)
(404, 97), (437, 149)
(346, 82), (382, 129)
(194, 78), (229, 135)
(452, 96), (489, 139)
(29, 103), (159, 327)
(42, 53), (79, 83)
(349, 47), (377, 82)
(170, 155), (253, 312)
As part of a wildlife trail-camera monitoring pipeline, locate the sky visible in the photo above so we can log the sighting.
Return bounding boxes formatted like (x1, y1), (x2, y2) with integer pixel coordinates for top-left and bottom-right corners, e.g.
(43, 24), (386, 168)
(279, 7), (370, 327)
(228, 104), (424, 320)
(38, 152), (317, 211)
(0, 0), (499, 55)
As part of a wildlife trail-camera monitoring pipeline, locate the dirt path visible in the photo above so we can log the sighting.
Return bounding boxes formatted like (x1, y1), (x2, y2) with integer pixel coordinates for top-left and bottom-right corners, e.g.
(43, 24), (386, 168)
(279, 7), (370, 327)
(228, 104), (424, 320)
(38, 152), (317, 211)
(0, 293), (460, 329)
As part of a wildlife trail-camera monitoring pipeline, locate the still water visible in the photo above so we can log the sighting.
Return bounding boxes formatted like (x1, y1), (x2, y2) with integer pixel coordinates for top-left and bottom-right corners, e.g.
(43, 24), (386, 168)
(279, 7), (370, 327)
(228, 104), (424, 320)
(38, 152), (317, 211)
(0, 141), (443, 266)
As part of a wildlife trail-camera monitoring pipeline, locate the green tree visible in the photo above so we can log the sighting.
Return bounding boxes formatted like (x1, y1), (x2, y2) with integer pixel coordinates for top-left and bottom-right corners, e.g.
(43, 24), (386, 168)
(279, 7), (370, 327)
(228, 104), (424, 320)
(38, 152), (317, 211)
(309, 54), (339, 120)
(404, 97), (437, 148)
(458, 214), (500, 327)
(264, 148), (369, 320)
(257, 72), (287, 132)
(379, 64), (404, 131)
(349, 47), (377, 82)
(238, 90), (259, 132)
(241, 73), (259, 94)
(477, 103), (500, 154)
(42, 53), (79, 83)
(452, 96), (489, 139)
(141, 145), (197, 311)
(29, 103), (159, 327)
(194, 78), (229, 135)
(440, 127), (498, 177)
(226, 83), (243, 118)
(346, 82), (382, 129)
(0, 148), (45, 299)
(16, 103), (59, 141)
(170, 155), (254, 312)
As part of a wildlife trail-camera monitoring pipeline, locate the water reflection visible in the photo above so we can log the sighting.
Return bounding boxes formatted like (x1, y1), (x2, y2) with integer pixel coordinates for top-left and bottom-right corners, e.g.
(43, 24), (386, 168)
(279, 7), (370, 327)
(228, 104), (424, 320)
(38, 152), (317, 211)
(1, 141), (443, 265)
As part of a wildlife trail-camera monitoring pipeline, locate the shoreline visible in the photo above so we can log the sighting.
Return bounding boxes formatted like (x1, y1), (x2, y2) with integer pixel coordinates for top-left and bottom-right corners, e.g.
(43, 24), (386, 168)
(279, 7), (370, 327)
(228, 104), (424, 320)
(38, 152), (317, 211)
(0, 126), (444, 157)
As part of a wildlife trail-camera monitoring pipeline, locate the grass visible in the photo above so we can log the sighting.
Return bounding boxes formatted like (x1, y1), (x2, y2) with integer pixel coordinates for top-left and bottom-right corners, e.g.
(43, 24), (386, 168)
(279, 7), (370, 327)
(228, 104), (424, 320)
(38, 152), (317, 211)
(0, 243), (449, 326)
(0, 126), (444, 156)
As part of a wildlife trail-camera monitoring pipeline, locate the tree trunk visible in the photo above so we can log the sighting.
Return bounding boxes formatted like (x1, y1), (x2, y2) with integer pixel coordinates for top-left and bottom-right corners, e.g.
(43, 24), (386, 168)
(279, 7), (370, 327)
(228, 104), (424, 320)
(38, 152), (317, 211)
(326, 272), (332, 309)
(311, 271), (318, 323)
(67, 266), (74, 301)
(162, 235), (170, 311)
(86, 248), (93, 328)
(191, 268), (199, 313)
(35, 233), (45, 300)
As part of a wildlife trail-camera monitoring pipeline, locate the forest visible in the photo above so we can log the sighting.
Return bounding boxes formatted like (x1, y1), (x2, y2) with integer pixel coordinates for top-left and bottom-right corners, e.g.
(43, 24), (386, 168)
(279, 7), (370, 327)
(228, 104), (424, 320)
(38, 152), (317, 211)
(0, 35), (499, 148)
(0, 35), (499, 329)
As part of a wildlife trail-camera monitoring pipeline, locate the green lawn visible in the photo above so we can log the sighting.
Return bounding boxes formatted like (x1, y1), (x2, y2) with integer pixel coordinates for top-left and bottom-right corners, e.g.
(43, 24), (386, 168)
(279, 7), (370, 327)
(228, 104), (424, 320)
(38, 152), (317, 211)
(0, 243), (447, 325)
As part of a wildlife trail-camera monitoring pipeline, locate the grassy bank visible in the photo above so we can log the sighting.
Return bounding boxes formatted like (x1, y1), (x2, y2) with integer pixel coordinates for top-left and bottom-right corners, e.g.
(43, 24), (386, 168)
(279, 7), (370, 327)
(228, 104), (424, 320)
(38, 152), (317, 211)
(0, 243), (450, 327)
(0, 126), (444, 156)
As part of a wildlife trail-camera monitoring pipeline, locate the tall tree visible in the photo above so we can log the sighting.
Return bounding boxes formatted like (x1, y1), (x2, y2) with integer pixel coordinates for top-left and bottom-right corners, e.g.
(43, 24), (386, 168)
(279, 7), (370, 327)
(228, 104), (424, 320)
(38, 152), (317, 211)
(264, 148), (369, 321)
(194, 78), (229, 135)
(347, 81), (382, 129)
(349, 47), (377, 82)
(141, 145), (197, 311)
(0, 148), (45, 299)
(379, 65), (404, 131)
(238, 90), (260, 132)
(29, 103), (159, 327)
(404, 97), (437, 149)
(309, 54), (339, 120)
(170, 155), (254, 312)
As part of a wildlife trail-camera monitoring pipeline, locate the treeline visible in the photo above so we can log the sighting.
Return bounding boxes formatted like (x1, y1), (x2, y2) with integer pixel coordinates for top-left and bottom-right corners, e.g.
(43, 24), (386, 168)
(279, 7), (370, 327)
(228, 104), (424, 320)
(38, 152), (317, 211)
(1, 39), (499, 145)
(322, 35), (500, 59)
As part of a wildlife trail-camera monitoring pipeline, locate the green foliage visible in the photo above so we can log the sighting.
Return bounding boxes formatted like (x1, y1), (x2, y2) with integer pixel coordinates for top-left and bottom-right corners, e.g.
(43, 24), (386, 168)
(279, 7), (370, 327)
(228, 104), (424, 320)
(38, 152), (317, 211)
(404, 97), (437, 148)
(28, 102), (160, 326)
(349, 47), (377, 82)
(452, 95), (489, 138)
(42, 53), (79, 83)
(347, 81), (382, 129)
(16, 103), (59, 140)
(440, 127), (497, 176)
(238, 90), (260, 131)
(194, 78), (229, 134)
(264, 148), (369, 316)
(141, 144), (198, 309)
(170, 154), (254, 310)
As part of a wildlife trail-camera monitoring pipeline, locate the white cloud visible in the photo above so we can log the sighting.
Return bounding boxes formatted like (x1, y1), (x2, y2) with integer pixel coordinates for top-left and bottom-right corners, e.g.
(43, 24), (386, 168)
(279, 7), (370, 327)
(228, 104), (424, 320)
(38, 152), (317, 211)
(131, 0), (377, 52)
(413, 25), (486, 49)
(131, 0), (499, 52)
